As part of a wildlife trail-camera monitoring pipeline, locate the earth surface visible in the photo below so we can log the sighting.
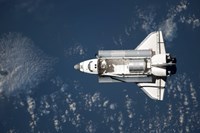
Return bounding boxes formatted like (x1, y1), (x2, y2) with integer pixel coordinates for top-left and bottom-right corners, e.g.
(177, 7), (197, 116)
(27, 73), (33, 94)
(0, 0), (200, 132)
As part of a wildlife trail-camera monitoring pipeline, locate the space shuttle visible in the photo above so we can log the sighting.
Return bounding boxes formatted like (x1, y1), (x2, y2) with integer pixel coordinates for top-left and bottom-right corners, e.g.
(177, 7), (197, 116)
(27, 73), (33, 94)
(74, 31), (176, 100)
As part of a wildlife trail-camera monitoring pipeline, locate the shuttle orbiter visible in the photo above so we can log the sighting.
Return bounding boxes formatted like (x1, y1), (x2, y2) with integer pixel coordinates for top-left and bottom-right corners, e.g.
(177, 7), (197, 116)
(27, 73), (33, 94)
(74, 31), (176, 100)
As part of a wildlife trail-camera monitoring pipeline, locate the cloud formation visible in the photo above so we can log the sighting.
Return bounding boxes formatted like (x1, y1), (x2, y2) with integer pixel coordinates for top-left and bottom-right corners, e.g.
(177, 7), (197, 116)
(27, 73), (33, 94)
(0, 33), (55, 96)
(116, 0), (200, 43)
(65, 43), (87, 58)
(159, 17), (178, 41)
(180, 15), (200, 28)
(3, 73), (198, 132)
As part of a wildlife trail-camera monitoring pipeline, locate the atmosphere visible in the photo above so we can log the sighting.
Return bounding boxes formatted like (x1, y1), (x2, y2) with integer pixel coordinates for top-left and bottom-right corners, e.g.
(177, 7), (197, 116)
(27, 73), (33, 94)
(0, 0), (200, 132)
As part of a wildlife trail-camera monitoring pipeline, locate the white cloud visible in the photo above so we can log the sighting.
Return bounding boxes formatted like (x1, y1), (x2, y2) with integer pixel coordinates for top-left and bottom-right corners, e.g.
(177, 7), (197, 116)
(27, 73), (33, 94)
(0, 33), (54, 96)
(167, 0), (200, 30)
(158, 0), (189, 41)
(65, 43), (87, 57)
(124, 26), (131, 36)
(69, 102), (76, 112)
(134, 7), (179, 42)
(109, 103), (117, 110)
(27, 96), (37, 132)
(180, 15), (200, 29)
(159, 17), (177, 42)
(192, 18), (200, 28)
(9, 73), (199, 132)
(136, 8), (157, 33)
(176, 0), (188, 13)
(167, 0), (188, 18)
(85, 120), (96, 133)
(129, 0), (199, 42)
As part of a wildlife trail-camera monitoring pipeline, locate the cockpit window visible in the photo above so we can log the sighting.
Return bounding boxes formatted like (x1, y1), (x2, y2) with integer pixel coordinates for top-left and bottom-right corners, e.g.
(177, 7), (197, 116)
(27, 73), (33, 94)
(89, 61), (97, 72)
(88, 61), (92, 72)
(88, 60), (97, 72)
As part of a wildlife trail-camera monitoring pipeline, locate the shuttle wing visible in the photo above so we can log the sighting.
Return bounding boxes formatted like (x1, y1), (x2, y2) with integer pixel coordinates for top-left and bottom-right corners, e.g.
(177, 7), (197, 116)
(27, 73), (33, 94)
(135, 31), (167, 100)
(137, 78), (166, 100)
(135, 31), (166, 54)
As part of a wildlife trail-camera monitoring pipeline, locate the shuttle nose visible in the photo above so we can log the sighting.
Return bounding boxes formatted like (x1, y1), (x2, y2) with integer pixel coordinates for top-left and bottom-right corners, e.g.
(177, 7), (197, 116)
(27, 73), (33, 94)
(74, 64), (80, 70)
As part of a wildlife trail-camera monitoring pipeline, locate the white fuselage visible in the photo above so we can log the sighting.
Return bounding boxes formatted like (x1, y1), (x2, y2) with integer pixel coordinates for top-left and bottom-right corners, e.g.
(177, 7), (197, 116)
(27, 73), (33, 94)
(75, 53), (168, 78)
